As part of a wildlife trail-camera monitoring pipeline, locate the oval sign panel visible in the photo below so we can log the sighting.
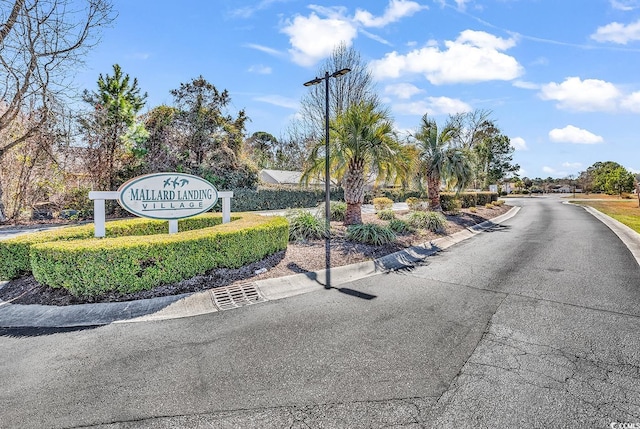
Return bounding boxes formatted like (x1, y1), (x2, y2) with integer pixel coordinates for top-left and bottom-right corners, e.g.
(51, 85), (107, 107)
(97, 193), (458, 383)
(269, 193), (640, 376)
(118, 173), (218, 220)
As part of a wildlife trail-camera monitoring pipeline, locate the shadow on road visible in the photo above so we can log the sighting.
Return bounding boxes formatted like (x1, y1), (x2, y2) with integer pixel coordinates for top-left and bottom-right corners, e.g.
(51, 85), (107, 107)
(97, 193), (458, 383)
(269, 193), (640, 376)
(286, 262), (377, 300)
(476, 223), (511, 233)
(0, 325), (100, 338)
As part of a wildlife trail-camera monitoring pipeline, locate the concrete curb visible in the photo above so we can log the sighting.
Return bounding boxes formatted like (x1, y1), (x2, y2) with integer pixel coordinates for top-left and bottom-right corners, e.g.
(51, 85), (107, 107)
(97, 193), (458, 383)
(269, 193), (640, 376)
(0, 206), (521, 328)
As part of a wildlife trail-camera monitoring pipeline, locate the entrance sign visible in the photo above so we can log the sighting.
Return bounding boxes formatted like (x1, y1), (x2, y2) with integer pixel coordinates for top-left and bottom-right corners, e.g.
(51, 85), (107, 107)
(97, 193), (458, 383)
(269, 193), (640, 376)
(118, 173), (218, 220)
(89, 173), (233, 238)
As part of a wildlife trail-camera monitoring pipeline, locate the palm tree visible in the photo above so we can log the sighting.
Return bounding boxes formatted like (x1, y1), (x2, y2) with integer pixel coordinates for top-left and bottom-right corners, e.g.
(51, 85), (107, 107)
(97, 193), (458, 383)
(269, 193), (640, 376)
(415, 114), (474, 211)
(303, 101), (403, 225)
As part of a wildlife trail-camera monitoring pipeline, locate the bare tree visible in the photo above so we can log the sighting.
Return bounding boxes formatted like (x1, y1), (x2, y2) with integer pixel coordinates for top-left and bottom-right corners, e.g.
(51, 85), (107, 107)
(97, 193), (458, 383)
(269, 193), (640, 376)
(0, 0), (114, 221)
(447, 109), (493, 149)
(298, 43), (380, 139)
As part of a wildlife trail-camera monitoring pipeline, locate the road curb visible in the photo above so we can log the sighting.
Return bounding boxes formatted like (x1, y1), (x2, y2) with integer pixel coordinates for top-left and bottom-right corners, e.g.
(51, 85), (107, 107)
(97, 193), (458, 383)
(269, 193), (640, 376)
(0, 206), (521, 328)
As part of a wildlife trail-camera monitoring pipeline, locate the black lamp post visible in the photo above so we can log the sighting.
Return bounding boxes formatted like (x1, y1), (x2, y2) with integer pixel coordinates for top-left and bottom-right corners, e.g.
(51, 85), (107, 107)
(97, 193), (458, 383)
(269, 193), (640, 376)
(303, 67), (351, 289)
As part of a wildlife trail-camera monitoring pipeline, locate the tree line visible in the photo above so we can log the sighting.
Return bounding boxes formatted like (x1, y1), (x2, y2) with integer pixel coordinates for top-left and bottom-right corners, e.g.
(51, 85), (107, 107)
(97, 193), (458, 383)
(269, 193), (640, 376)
(5, 3), (633, 227)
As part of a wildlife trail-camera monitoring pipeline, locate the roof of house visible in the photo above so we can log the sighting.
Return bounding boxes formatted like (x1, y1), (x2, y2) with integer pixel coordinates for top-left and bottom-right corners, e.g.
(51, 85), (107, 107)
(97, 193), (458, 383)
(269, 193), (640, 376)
(260, 169), (305, 184)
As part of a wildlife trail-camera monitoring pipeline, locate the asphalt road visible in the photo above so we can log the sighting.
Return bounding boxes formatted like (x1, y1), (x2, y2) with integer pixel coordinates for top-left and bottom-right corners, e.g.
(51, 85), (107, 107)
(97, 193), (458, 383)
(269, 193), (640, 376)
(1, 196), (639, 428)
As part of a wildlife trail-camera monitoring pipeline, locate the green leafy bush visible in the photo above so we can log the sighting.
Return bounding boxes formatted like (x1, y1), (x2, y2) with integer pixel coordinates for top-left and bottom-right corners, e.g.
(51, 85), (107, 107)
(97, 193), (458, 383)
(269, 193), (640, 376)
(286, 209), (326, 241)
(440, 198), (462, 214)
(317, 201), (347, 221)
(407, 211), (447, 233)
(28, 213), (288, 297)
(377, 209), (395, 220)
(345, 223), (396, 245)
(329, 201), (347, 221)
(372, 197), (393, 211)
(389, 218), (412, 233)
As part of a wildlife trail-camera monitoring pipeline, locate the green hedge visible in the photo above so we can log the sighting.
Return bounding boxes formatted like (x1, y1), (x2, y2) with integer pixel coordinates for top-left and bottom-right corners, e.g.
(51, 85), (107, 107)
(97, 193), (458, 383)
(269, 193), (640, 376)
(364, 189), (424, 204)
(440, 192), (498, 208)
(227, 185), (345, 212)
(0, 214), (228, 280)
(27, 213), (288, 297)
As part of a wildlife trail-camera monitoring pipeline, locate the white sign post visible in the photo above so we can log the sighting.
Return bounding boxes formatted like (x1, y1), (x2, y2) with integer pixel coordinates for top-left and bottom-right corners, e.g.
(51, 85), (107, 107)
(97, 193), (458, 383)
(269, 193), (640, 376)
(89, 173), (233, 238)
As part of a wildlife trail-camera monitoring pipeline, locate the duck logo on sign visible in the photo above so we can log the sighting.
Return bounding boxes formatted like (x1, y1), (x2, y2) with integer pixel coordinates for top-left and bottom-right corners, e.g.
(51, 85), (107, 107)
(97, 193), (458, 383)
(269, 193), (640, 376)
(118, 173), (218, 220)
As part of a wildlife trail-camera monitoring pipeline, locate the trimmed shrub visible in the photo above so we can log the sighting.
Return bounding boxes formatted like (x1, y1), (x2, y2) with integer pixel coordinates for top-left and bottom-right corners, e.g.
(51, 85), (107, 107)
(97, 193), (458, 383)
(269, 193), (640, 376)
(228, 185), (344, 212)
(345, 223), (396, 245)
(469, 206), (478, 213)
(29, 213), (288, 297)
(459, 193), (477, 208)
(286, 209), (326, 241)
(389, 218), (412, 233)
(407, 211), (447, 233)
(440, 192), (498, 208)
(365, 189), (424, 204)
(485, 203), (494, 209)
(377, 209), (396, 220)
(372, 197), (393, 211)
(440, 198), (462, 214)
(0, 214), (227, 280)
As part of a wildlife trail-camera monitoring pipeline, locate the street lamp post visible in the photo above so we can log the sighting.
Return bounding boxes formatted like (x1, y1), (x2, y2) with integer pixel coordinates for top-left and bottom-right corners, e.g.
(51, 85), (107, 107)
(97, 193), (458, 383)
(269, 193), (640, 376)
(303, 67), (351, 289)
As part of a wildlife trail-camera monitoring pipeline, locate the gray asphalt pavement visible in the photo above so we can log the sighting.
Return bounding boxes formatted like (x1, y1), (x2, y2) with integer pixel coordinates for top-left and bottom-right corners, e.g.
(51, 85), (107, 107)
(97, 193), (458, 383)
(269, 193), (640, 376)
(1, 196), (639, 428)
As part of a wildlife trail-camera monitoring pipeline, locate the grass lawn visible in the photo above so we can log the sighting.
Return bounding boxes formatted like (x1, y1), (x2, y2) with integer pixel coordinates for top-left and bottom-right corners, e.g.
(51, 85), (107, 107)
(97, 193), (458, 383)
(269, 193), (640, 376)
(563, 193), (636, 200)
(573, 199), (640, 234)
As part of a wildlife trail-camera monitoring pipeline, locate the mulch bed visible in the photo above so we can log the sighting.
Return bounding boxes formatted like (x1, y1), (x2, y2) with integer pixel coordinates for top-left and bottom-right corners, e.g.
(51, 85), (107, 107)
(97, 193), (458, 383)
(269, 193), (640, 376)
(0, 206), (511, 306)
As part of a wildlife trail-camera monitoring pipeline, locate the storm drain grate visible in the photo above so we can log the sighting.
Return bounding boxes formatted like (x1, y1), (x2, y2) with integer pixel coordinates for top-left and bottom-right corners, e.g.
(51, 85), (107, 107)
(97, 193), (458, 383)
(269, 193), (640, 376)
(210, 282), (266, 310)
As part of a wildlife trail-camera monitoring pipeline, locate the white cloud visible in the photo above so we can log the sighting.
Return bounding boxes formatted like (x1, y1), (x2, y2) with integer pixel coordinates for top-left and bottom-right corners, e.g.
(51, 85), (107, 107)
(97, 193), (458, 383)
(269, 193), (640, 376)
(562, 162), (583, 169)
(254, 95), (299, 110)
(548, 125), (604, 144)
(510, 137), (528, 151)
(513, 80), (539, 90)
(248, 64), (272, 74)
(434, 0), (471, 10)
(231, 0), (292, 18)
(360, 29), (392, 45)
(244, 43), (285, 57)
(370, 30), (523, 84)
(621, 91), (640, 112)
(384, 83), (424, 99)
(628, 166), (640, 174)
(542, 166), (556, 174)
(280, 1), (426, 67)
(610, 0), (640, 10)
(394, 96), (472, 115)
(591, 19), (640, 44)
(517, 168), (527, 177)
(354, 0), (427, 28)
(281, 12), (358, 66)
(531, 57), (549, 66)
(539, 77), (621, 112)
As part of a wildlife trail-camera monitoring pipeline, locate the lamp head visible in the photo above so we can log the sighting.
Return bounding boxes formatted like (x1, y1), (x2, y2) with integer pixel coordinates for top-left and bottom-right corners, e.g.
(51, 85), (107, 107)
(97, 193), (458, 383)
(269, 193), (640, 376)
(303, 78), (323, 87)
(331, 68), (351, 77)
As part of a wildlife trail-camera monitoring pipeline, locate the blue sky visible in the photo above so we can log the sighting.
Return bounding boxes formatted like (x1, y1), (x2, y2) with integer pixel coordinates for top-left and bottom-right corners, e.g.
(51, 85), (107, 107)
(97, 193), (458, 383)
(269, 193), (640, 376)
(75, 0), (640, 179)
